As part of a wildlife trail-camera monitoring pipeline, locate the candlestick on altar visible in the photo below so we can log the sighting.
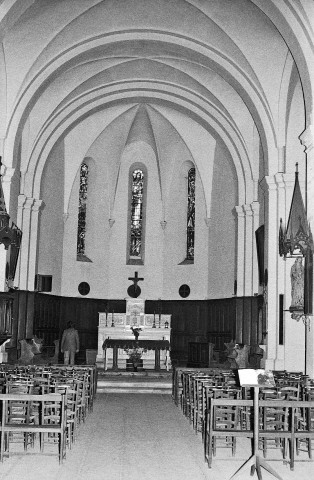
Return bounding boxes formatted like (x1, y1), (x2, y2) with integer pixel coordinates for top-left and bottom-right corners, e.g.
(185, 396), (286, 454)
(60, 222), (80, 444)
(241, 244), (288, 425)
(153, 312), (156, 328)
(111, 310), (115, 327)
(158, 298), (162, 328)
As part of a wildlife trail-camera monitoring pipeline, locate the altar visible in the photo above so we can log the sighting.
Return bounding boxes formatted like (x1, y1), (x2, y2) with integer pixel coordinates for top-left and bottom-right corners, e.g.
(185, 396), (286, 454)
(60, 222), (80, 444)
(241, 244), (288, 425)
(97, 298), (171, 370)
(102, 339), (170, 371)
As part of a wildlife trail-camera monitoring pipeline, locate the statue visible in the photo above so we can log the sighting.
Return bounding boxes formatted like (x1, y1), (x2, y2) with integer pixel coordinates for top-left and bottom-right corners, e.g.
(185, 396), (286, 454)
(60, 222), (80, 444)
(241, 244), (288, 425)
(18, 336), (43, 364)
(234, 344), (250, 369)
(131, 326), (142, 340)
(290, 257), (304, 309)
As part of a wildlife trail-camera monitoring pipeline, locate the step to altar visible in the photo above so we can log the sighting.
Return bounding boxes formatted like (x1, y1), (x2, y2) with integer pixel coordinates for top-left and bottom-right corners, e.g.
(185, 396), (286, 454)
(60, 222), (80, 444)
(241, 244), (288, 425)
(97, 370), (172, 394)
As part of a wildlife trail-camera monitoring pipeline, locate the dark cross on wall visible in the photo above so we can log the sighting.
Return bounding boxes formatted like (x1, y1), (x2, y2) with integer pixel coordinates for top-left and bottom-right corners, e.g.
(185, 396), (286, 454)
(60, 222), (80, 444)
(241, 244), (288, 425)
(127, 271), (144, 298)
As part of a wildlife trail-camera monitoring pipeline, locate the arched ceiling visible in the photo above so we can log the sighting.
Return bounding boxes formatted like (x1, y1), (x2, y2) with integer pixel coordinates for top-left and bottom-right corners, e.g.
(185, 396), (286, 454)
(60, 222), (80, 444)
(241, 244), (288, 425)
(0, 0), (312, 202)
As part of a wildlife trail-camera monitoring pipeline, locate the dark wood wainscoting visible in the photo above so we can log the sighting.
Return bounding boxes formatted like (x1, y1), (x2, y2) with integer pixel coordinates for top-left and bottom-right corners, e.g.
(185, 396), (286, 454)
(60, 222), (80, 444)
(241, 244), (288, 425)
(3, 292), (264, 365)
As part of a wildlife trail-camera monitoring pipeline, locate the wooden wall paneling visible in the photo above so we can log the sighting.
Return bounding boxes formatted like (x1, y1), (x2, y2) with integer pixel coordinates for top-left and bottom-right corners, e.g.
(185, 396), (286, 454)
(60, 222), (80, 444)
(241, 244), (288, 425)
(25, 292), (35, 339)
(250, 296), (259, 345)
(243, 297), (252, 345)
(33, 293), (61, 348)
(7, 294), (261, 365)
(17, 291), (28, 341)
(235, 297), (244, 343)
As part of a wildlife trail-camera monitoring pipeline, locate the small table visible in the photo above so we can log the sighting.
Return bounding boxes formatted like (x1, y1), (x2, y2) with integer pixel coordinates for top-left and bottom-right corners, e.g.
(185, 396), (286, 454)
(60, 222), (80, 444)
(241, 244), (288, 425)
(102, 339), (170, 371)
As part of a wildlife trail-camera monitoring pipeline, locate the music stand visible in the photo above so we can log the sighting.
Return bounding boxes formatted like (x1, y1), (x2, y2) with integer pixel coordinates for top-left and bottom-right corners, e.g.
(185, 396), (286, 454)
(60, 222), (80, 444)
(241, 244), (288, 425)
(230, 369), (283, 480)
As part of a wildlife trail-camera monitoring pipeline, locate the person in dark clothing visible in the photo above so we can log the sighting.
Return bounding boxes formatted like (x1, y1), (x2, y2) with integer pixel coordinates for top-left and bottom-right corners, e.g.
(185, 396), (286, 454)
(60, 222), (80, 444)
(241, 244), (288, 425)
(61, 321), (80, 365)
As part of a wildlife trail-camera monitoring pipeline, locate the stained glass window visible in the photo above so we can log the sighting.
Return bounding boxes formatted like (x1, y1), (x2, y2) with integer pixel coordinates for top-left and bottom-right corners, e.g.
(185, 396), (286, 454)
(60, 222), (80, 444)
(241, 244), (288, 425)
(130, 169), (144, 257)
(186, 167), (195, 260)
(77, 162), (89, 255)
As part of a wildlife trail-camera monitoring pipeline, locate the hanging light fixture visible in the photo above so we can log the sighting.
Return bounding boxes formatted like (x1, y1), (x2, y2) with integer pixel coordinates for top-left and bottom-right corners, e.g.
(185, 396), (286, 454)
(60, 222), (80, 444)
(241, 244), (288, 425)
(279, 163), (313, 325)
(279, 163), (313, 258)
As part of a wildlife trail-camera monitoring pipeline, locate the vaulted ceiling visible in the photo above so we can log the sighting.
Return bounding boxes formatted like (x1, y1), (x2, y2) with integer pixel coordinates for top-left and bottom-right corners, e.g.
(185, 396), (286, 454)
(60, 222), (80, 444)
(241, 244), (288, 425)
(0, 0), (313, 210)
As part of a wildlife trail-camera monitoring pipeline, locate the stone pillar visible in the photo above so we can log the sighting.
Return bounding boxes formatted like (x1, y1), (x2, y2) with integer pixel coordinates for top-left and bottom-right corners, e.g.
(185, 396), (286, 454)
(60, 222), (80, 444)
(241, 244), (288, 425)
(275, 173), (295, 370)
(250, 202), (260, 295)
(16, 196), (35, 290)
(260, 176), (278, 370)
(27, 199), (43, 291)
(243, 204), (254, 296)
(300, 124), (314, 377)
(235, 206), (245, 297)
(242, 202), (260, 296)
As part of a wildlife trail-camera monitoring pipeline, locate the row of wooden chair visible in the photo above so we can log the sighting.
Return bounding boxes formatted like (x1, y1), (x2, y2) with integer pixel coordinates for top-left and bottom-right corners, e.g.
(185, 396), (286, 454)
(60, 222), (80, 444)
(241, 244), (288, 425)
(174, 367), (314, 471)
(0, 364), (97, 463)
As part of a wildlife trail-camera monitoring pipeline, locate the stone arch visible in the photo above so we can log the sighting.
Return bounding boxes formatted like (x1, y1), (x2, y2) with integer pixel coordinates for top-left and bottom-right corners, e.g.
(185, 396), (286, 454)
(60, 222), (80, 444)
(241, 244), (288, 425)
(4, 32), (277, 178)
(21, 86), (252, 209)
(251, 0), (314, 126)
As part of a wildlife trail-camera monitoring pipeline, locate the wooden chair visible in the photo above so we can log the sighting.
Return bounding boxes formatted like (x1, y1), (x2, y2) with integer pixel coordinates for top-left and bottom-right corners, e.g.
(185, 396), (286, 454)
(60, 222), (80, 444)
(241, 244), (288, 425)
(259, 395), (290, 461)
(205, 397), (254, 468)
(4, 379), (35, 450)
(0, 393), (67, 463)
(296, 388), (314, 458)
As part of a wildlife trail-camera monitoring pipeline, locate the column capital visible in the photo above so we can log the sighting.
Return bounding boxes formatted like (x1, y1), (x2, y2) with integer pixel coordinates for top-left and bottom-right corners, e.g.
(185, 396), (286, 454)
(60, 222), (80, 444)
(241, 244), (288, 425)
(32, 199), (43, 212)
(17, 194), (27, 208)
(274, 172), (295, 189)
(234, 205), (245, 218)
(299, 124), (314, 153)
(250, 201), (260, 215)
(260, 175), (278, 192)
(24, 197), (35, 210)
(1, 166), (15, 182)
(242, 204), (253, 217)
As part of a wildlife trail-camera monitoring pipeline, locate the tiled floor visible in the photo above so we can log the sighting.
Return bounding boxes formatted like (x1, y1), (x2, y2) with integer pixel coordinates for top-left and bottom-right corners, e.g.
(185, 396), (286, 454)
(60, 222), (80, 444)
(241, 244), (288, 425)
(0, 393), (314, 480)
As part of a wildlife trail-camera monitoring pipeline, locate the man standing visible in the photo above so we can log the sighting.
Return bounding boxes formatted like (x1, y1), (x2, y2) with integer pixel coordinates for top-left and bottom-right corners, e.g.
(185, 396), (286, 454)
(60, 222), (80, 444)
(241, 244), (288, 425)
(61, 321), (80, 365)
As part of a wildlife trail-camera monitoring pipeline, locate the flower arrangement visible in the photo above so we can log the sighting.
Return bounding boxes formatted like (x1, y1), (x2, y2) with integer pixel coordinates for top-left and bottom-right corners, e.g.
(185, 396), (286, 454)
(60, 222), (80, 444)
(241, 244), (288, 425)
(124, 346), (147, 365)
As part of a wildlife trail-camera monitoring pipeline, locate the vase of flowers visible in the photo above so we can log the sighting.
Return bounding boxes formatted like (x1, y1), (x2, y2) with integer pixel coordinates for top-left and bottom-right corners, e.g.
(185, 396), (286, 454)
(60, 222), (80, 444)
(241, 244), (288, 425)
(124, 346), (146, 371)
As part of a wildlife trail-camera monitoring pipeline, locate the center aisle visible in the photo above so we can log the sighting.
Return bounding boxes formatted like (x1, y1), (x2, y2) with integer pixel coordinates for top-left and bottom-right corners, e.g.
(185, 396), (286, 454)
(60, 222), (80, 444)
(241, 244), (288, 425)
(59, 394), (213, 480)
(1, 392), (314, 479)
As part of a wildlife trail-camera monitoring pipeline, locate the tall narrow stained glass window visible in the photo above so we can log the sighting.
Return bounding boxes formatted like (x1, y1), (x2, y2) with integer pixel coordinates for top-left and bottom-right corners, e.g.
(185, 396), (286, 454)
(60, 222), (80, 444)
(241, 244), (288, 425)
(129, 169), (144, 258)
(186, 167), (195, 260)
(77, 162), (89, 256)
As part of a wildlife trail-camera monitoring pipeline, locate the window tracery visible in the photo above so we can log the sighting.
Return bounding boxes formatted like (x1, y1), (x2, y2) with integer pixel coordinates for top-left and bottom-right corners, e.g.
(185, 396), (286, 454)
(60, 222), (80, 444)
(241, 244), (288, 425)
(77, 162), (89, 256)
(186, 167), (195, 261)
(129, 169), (144, 258)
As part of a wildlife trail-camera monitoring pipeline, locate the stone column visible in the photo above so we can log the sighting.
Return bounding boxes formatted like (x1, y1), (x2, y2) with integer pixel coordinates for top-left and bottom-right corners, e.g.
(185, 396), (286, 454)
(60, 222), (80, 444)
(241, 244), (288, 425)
(243, 204), (253, 296)
(17, 196), (35, 290)
(275, 173), (295, 370)
(242, 203), (260, 296)
(260, 176), (278, 370)
(27, 199), (43, 291)
(299, 124), (314, 377)
(250, 201), (260, 295)
(234, 206), (245, 297)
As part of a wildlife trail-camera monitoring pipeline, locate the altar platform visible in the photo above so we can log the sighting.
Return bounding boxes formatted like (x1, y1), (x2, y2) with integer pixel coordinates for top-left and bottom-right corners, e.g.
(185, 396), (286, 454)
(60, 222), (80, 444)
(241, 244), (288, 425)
(97, 370), (172, 394)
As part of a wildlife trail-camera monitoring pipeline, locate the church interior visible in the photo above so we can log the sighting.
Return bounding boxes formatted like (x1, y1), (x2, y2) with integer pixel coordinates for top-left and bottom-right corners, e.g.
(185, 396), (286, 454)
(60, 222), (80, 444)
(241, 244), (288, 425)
(0, 1), (314, 478)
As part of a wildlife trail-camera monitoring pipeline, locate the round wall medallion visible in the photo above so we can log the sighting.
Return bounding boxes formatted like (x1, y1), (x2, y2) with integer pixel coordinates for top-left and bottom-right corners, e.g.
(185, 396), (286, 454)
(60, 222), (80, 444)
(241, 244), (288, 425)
(179, 284), (190, 298)
(78, 282), (90, 296)
(127, 284), (141, 298)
